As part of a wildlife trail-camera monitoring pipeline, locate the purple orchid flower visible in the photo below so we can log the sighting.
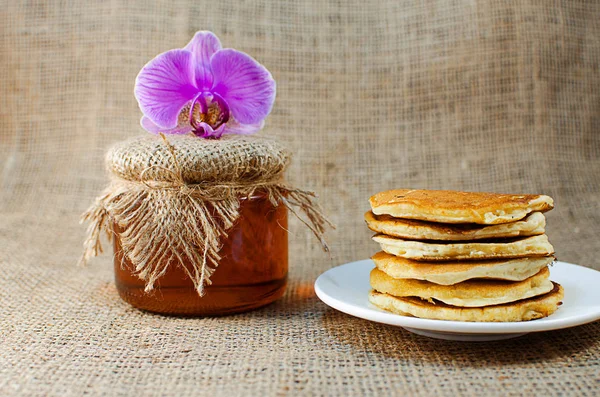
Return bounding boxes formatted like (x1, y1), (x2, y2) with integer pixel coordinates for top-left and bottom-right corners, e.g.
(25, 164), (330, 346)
(134, 31), (276, 138)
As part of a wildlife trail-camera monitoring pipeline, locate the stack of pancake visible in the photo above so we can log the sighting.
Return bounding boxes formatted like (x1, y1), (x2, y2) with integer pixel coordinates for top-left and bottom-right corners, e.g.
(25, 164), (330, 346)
(365, 189), (564, 322)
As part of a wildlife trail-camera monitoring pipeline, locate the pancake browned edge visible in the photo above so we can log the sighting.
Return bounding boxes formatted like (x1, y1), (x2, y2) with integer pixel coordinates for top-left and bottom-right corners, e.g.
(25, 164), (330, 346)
(372, 251), (554, 285)
(370, 267), (554, 307)
(373, 234), (555, 261)
(369, 189), (553, 225)
(365, 211), (546, 241)
(369, 282), (564, 322)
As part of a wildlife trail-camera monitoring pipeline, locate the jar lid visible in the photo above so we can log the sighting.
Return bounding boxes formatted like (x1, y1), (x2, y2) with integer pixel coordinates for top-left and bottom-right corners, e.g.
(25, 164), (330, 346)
(106, 134), (291, 184)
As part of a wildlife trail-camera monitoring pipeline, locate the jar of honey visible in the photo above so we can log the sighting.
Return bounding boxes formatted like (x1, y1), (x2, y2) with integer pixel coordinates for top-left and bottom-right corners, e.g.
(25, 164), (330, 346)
(81, 134), (328, 316)
(113, 193), (288, 315)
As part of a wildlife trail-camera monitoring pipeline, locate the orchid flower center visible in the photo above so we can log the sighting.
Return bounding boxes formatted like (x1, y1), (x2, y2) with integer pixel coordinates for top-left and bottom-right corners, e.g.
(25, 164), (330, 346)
(178, 92), (230, 137)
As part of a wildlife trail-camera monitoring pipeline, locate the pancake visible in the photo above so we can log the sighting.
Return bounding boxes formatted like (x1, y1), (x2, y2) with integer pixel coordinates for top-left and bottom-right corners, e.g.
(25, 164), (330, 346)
(372, 252), (554, 285)
(368, 282), (564, 322)
(369, 267), (553, 307)
(365, 211), (546, 241)
(372, 234), (554, 261)
(369, 189), (553, 225)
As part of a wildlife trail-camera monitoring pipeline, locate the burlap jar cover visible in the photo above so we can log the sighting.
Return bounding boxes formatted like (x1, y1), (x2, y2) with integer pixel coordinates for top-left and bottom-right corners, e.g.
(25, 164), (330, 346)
(80, 134), (330, 296)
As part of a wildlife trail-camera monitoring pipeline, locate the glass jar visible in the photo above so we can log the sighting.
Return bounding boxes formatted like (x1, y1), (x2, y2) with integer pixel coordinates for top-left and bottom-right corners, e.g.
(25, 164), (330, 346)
(113, 194), (288, 316)
(81, 135), (326, 317)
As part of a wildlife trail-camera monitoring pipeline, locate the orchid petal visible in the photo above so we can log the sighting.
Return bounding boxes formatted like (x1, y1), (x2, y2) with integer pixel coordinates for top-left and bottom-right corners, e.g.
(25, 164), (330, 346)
(141, 116), (193, 135)
(223, 120), (264, 135)
(210, 49), (276, 125)
(134, 49), (198, 129)
(184, 31), (222, 90)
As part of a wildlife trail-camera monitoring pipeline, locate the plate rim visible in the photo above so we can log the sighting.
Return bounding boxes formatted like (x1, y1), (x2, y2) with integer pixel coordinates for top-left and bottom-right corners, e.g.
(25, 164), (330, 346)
(314, 259), (600, 334)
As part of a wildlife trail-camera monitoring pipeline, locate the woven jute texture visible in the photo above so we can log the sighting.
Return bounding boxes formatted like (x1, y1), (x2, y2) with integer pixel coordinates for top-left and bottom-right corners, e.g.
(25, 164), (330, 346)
(2, 1), (600, 396)
(106, 135), (291, 184)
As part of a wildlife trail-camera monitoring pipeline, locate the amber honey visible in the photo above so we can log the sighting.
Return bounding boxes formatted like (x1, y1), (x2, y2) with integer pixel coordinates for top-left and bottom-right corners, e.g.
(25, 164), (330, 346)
(113, 194), (288, 316)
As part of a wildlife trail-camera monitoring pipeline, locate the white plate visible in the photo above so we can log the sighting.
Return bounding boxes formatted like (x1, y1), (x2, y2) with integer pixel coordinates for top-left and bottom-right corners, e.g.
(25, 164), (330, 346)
(314, 260), (600, 341)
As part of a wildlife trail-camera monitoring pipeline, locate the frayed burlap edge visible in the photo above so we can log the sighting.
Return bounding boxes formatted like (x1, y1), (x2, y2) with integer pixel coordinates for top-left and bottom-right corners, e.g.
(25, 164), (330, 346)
(80, 180), (332, 296)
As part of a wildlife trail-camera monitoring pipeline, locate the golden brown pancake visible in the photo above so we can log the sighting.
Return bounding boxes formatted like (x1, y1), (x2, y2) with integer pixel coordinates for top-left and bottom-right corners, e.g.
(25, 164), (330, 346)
(368, 282), (564, 322)
(372, 251), (554, 285)
(370, 267), (553, 307)
(369, 189), (553, 225)
(365, 211), (546, 241)
(373, 234), (554, 261)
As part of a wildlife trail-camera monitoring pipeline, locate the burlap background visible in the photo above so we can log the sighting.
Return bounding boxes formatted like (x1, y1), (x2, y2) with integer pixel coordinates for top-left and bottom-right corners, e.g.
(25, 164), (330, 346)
(1, 1), (599, 395)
